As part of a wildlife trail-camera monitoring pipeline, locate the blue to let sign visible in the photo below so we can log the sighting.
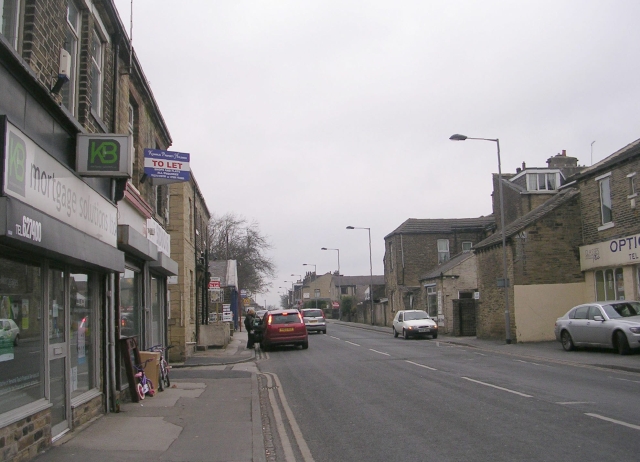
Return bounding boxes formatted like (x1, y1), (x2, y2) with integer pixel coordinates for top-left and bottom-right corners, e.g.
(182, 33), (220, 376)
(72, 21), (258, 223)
(144, 149), (190, 182)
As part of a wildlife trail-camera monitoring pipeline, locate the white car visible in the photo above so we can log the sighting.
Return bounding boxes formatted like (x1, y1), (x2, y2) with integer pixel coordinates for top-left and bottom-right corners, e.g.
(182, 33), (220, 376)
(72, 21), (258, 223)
(1, 318), (20, 346)
(393, 310), (438, 340)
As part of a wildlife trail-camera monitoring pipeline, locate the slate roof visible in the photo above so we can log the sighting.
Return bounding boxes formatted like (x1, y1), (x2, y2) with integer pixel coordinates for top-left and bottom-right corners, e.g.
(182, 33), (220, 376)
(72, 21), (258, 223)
(567, 138), (640, 182)
(473, 187), (580, 250)
(385, 216), (495, 239)
(419, 251), (475, 281)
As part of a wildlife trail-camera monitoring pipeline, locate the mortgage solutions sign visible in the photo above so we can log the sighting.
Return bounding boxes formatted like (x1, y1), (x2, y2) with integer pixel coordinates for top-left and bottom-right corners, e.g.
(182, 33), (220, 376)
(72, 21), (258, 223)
(3, 122), (118, 247)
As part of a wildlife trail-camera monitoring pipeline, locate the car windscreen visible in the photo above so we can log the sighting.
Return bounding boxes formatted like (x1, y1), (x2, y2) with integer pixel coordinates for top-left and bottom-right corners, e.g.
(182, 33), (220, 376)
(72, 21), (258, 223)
(303, 310), (323, 318)
(404, 312), (430, 321)
(602, 302), (640, 319)
(270, 313), (300, 324)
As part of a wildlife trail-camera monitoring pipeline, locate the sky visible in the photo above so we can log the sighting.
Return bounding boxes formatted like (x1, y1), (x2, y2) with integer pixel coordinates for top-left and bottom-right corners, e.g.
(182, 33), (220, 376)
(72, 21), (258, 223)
(113, 0), (640, 308)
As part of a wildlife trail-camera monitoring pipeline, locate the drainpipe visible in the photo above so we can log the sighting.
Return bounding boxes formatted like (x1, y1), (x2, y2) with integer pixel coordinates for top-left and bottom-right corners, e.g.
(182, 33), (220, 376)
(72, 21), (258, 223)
(109, 272), (118, 412)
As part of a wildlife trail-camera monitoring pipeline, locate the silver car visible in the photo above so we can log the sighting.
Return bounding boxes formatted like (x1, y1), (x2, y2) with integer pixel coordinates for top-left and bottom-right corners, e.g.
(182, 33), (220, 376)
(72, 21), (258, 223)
(300, 308), (326, 334)
(554, 301), (640, 354)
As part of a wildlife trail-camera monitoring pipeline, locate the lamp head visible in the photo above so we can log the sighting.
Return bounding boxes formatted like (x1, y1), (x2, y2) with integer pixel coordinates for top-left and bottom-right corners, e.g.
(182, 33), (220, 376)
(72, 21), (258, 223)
(449, 134), (468, 141)
(346, 226), (354, 229)
(321, 247), (327, 250)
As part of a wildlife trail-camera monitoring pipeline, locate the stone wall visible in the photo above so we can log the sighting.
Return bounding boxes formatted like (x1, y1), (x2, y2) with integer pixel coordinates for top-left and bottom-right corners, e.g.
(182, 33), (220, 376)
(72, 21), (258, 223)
(0, 409), (50, 462)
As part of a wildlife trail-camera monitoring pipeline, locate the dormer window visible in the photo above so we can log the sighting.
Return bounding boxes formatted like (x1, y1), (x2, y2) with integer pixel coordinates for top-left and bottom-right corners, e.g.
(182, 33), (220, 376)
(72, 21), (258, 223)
(527, 172), (559, 191)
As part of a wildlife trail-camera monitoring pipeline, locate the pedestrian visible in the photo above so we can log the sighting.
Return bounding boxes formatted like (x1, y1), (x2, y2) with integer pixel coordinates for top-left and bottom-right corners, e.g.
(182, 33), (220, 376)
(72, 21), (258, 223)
(244, 308), (256, 348)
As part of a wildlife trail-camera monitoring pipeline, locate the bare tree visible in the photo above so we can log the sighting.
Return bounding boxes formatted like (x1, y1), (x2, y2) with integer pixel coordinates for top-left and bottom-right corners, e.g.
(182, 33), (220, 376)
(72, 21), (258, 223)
(208, 213), (276, 295)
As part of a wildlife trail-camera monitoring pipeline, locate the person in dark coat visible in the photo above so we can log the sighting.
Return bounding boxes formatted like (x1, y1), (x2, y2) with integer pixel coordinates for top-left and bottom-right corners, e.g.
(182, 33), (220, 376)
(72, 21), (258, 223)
(244, 308), (256, 348)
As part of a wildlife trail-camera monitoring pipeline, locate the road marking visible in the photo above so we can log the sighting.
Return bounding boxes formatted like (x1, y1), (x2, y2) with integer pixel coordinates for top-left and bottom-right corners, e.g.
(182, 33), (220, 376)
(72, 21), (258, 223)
(405, 360), (437, 371)
(610, 376), (640, 384)
(461, 377), (532, 398)
(369, 349), (390, 356)
(345, 341), (360, 347)
(263, 373), (297, 462)
(557, 401), (591, 405)
(330, 336), (341, 340)
(473, 352), (486, 356)
(585, 413), (640, 431)
(514, 359), (543, 366)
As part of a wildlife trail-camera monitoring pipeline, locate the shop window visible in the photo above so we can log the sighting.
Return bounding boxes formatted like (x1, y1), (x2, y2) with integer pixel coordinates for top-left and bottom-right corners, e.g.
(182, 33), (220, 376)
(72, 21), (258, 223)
(0, 257), (44, 414)
(61, 1), (80, 114)
(595, 268), (624, 301)
(120, 268), (140, 339)
(0, 0), (21, 49)
(70, 272), (96, 398)
(437, 239), (450, 264)
(426, 286), (437, 318)
(150, 275), (163, 347)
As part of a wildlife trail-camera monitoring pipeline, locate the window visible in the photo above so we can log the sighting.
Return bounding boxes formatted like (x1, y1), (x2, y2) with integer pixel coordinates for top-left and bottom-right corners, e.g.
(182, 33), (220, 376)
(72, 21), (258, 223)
(426, 286), (437, 317)
(462, 241), (472, 252)
(437, 239), (449, 264)
(628, 172), (637, 198)
(0, 0), (20, 49)
(388, 241), (393, 271)
(90, 28), (104, 117)
(597, 174), (613, 226)
(61, 1), (80, 114)
(0, 256), (44, 414)
(595, 268), (624, 301)
(527, 172), (559, 191)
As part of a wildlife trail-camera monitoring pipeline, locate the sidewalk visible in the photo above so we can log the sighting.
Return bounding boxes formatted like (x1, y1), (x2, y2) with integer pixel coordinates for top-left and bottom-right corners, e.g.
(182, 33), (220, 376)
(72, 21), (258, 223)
(35, 328), (265, 462)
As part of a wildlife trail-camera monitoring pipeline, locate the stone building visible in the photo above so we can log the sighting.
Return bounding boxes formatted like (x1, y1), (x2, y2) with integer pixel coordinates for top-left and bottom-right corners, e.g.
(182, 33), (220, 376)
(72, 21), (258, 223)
(167, 177), (211, 362)
(383, 217), (494, 315)
(473, 188), (584, 342)
(419, 251), (478, 334)
(0, 1), (181, 459)
(572, 138), (640, 303)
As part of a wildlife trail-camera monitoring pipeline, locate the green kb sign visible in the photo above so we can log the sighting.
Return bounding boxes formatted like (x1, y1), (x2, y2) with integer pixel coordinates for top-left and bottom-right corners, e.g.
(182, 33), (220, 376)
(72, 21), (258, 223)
(87, 139), (120, 172)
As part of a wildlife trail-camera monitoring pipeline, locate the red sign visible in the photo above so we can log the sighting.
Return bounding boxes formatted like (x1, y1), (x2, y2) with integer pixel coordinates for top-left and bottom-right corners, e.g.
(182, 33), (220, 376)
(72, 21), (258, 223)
(208, 280), (220, 289)
(332, 302), (340, 308)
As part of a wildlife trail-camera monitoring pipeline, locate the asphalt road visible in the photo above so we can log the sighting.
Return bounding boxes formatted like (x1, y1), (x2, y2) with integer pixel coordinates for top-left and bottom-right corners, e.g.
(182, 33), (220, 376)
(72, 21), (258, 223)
(258, 322), (640, 462)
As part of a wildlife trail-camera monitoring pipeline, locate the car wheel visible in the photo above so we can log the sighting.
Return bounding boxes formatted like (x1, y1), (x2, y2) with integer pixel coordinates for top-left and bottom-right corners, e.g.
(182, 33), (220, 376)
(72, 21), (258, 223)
(615, 330), (630, 355)
(393, 327), (398, 338)
(13, 335), (19, 347)
(322, 329), (327, 334)
(432, 333), (438, 339)
(301, 341), (309, 350)
(561, 330), (574, 351)
(403, 329), (409, 340)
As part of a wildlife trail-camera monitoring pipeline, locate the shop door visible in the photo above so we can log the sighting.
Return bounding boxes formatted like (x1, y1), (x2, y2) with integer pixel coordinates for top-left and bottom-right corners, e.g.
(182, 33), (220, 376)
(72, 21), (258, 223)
(49, 268), (69, 437)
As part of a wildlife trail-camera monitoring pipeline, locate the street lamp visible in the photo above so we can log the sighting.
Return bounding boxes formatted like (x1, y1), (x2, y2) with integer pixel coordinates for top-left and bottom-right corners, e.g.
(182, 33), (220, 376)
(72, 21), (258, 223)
(346, 226), (374, 326)
(449, 133), (511, 344)
(303, 264), (317, 309)
(321, 247), (340, 319)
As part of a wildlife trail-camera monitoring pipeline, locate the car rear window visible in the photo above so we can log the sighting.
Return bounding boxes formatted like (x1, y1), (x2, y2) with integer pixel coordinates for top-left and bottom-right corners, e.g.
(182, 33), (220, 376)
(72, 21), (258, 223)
(303, 310), (323, 318)
(270, 313), (301, 324)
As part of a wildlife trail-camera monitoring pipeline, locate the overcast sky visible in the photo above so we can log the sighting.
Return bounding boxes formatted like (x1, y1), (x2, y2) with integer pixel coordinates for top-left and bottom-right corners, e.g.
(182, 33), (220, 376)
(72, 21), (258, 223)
(113, 0), (640, 307)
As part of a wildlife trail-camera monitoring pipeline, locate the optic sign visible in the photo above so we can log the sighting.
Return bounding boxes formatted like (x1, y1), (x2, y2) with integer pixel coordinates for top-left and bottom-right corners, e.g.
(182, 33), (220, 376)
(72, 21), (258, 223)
(144, 149), (190, 185)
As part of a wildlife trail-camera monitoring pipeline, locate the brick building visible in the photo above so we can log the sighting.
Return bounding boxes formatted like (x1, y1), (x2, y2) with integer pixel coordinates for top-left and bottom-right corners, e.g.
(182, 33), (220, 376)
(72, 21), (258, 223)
(473, 188), (584, 342)
(383, 217), (494, 315)
(0, 1), (183, 459)
(572, 139), (640, 302)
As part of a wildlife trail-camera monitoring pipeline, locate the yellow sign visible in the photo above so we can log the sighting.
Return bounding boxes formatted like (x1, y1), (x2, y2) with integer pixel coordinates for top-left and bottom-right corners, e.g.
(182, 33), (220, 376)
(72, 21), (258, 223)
(243, 298), (251, 306)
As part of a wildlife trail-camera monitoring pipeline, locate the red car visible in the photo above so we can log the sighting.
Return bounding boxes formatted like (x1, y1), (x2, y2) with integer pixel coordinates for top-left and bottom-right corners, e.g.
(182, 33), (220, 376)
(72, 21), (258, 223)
(260, 309), (308, 350)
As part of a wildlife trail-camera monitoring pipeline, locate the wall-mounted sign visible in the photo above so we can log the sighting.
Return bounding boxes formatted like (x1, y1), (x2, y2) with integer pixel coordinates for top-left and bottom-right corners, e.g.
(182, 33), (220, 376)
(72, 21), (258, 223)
(3, 121), (118, 247)
(146, 218), (171, 256)
(76, 134), (132, 177)
(580, 234), (640, 271)
(144, 149), (190, 185)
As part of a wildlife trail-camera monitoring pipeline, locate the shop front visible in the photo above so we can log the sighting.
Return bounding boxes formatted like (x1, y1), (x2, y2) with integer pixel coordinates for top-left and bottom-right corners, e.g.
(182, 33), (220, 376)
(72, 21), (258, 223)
(1, 118), (124, 445)
(580, 234), (640, 302)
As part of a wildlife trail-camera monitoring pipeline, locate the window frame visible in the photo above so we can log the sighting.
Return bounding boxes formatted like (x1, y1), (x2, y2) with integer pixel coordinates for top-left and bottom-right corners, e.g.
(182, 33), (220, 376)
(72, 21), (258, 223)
(0, 0), (21, 50)
(437, 239), (450, 264)
(596, 172), (613, 229)
(627, 172), (637, 199)
(462, 241), (473, 252)
(61, 0), (80, 114)
(89, 27), (104, 117)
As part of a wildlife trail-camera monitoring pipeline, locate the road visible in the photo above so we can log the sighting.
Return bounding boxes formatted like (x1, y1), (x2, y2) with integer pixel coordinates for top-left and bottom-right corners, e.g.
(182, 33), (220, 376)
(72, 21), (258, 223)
(258, 322), (640, 462)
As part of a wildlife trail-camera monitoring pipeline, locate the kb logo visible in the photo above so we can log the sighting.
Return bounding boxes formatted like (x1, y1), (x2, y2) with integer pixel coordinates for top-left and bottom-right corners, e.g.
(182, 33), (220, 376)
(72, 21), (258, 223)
(7, 131), (26, 197)
(87, 139), (120, 171)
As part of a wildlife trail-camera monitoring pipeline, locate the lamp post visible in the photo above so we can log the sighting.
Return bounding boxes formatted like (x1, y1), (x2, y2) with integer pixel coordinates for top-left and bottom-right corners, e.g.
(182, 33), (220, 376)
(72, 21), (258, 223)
(346, 226), (374, 326)
(303, 264), (317, 309)
(449, 133), (511, 344)
(321, 247), (340, 319)
(279, 287), (290, 308)
(291, 274), (302, 308)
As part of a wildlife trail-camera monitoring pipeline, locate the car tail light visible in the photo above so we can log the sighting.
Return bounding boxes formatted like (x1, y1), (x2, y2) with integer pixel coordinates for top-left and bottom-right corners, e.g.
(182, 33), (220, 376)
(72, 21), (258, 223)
(267, 315), (273, 326)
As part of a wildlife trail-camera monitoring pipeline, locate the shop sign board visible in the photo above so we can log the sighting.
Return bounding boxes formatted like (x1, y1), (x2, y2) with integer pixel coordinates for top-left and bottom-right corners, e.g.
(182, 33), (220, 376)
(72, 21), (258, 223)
(580, 234), (640, 271)
(3, 121), (118, 247)
(222, 311), (233, 322)
(143, 149), (190, 184)
(146, 218), (171, 256)
(76, 133), (133, 177)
